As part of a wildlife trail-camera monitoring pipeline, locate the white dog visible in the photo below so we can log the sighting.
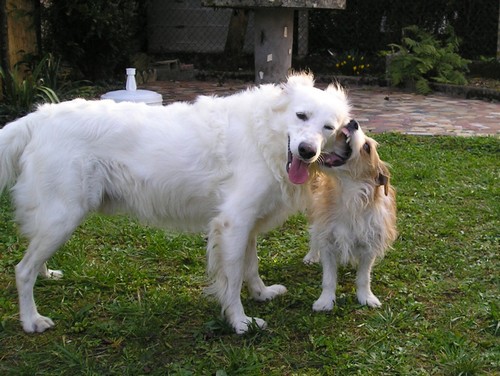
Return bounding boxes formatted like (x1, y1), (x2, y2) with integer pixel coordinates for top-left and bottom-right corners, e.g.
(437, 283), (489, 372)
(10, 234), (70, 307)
(304, 120), (397, 311)
(0, 72), (351, 334)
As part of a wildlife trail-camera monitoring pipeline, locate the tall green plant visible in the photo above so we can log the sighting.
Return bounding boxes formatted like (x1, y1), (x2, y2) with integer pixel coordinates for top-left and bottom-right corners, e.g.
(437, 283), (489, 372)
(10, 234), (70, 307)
(22, 53), (94, 100)
(0, 55), (60, 118)
(387, 25), (470, 94)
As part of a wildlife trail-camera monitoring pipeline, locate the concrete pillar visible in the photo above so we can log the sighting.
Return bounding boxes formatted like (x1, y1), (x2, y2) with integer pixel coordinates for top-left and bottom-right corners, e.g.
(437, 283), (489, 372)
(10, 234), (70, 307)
(254, 8), (294, 84)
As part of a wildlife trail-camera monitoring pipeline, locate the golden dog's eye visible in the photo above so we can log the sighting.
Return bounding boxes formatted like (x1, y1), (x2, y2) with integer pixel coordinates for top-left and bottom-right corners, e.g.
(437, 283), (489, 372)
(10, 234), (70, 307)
(324, 124), (334, 131)
(296, 112), (308, 121)
(363, 142), (371, 153)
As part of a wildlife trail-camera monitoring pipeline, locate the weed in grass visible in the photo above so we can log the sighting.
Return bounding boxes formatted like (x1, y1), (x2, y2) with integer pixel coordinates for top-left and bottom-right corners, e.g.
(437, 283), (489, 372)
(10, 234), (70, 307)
(487, 301), (500, 337)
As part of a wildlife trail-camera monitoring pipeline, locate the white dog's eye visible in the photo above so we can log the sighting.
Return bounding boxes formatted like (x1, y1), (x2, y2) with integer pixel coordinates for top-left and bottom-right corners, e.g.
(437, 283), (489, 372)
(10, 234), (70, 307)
(296, 112), (308, 121)
(324, 124), (334, 131)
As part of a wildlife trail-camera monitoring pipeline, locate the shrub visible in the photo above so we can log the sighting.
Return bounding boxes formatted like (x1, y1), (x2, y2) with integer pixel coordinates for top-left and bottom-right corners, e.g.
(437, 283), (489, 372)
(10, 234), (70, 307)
(0, 53), (97, 125)
(386, 25), (470, 94)
(469, 57), (500, 80)
(42, 0), (146, 81)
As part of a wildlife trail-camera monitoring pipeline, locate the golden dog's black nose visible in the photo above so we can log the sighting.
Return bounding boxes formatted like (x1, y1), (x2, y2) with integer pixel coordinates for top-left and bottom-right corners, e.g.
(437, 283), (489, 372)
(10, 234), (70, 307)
(346, 120), (359, 132)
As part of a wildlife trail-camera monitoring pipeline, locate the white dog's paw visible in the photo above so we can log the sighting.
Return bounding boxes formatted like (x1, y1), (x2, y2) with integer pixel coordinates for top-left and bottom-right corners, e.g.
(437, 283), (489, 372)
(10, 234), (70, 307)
(47, 269), (64, 280)
(22, 314), (55, 333)
(39, 268), (64, 280)
(251, 284), (287, 302)
(233, 316), (267, 334)
(303, 250), (320, 265)
(357, 291), (382, 308)
(312, 293), (335, 312)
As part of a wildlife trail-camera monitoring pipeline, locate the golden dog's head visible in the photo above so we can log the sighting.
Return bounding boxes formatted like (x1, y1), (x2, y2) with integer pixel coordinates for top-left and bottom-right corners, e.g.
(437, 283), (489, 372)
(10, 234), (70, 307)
(318, 120), (391, 196)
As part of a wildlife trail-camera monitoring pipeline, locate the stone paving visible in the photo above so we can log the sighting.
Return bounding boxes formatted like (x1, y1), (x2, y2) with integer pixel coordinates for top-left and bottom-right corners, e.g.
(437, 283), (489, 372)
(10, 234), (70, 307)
(144, 79), (500, 137)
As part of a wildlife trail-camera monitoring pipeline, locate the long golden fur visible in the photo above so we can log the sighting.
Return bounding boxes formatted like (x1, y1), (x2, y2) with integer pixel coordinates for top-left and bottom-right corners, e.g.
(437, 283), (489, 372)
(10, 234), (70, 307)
(304, 120), (397, 311)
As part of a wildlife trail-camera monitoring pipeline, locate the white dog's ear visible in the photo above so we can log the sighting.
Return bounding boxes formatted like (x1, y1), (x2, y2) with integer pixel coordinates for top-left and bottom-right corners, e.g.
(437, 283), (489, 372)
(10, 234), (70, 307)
(326, 82), (347, 101)
(273, 71), (314, 112)
(272, 89), (289, 112)
(284, 71), (315, 88)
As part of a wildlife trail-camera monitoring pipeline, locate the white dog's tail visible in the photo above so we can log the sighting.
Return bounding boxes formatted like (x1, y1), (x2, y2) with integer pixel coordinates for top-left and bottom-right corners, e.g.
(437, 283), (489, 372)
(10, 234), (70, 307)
(0, 118), (33, 193)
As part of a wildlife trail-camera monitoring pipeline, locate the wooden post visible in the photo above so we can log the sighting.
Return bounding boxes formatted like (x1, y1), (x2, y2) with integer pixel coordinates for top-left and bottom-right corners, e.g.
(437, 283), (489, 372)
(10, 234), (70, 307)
(497, 2), (500, 61)
(254, 8), (294, 84)
(0, 0), (37, 71)
(0, 0), (37, 98)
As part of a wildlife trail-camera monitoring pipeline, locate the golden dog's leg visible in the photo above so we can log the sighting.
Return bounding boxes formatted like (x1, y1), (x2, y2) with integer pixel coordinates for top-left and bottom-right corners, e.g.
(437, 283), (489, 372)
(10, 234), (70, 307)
(356, 250), (382, 308)
(313, 248), (338, 312)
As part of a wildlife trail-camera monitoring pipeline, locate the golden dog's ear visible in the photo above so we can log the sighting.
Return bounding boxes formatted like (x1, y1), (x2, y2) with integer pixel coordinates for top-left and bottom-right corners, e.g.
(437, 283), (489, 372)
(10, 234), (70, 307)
(376, 172), (389, 196)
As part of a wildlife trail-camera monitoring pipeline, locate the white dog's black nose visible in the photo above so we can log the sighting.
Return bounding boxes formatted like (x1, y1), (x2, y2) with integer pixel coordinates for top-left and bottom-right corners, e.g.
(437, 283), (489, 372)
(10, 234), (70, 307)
(298, 142), (317, 160)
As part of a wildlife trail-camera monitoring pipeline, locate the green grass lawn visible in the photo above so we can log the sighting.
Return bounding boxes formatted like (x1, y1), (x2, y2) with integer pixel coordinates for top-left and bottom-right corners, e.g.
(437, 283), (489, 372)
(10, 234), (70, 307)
(0, 134), (498, 375)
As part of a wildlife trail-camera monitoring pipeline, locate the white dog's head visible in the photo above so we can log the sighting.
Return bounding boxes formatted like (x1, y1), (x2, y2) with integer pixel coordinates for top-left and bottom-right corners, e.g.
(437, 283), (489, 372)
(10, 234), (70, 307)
(319, 120), (391, 196)
(276, 72), (351, 185)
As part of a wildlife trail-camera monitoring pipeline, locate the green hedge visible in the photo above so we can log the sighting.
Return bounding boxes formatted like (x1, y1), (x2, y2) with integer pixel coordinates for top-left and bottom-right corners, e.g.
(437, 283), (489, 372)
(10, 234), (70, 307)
(42, 0), (147, 81)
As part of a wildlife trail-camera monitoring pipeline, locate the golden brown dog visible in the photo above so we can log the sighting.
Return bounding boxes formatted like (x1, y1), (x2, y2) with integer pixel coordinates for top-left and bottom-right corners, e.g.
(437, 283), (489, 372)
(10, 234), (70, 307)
(304, 120), (397, 311)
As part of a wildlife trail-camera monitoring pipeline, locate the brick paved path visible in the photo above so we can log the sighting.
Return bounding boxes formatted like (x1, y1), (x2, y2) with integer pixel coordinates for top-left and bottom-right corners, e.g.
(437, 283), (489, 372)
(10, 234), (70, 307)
(144, 80), (500, 137)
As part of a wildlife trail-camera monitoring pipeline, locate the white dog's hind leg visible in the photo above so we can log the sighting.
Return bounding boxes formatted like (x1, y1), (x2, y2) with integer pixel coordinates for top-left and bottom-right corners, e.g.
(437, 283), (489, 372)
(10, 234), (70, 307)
(245, 235), (287, 301)
(303, 248), (320, 265)
(304, 225), (320, 264)
(355, 250), (381, 308)
(313, 248), (338, 312)
(16, 239), (64, 333)
(15, 199), (84, 333)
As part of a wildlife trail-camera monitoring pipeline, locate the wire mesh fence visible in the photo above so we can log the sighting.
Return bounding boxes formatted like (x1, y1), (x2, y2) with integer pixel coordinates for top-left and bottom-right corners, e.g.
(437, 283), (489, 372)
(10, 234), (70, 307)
(148, 2), (313, 58)
(148, 0), (498, 62)
(148, 0), (254, 54)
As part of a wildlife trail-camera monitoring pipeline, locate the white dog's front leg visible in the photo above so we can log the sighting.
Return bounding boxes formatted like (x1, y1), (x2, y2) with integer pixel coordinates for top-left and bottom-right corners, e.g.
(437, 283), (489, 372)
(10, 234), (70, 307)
(224, 283), (268, 335)
(313, 249), (338, 312)
(245, 235), (287, 301)
(206, 217), (267, 334)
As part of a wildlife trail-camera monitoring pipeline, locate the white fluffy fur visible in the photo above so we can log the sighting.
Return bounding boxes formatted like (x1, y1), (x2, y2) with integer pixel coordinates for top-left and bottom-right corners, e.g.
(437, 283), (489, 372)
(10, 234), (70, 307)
(0, 72), (351, 334)
(304, 123), (397, 311)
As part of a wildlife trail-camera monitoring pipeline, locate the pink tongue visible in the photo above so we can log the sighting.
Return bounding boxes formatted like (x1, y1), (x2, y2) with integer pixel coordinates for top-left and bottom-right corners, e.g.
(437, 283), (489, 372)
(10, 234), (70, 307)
(288, 156), (309, 184)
